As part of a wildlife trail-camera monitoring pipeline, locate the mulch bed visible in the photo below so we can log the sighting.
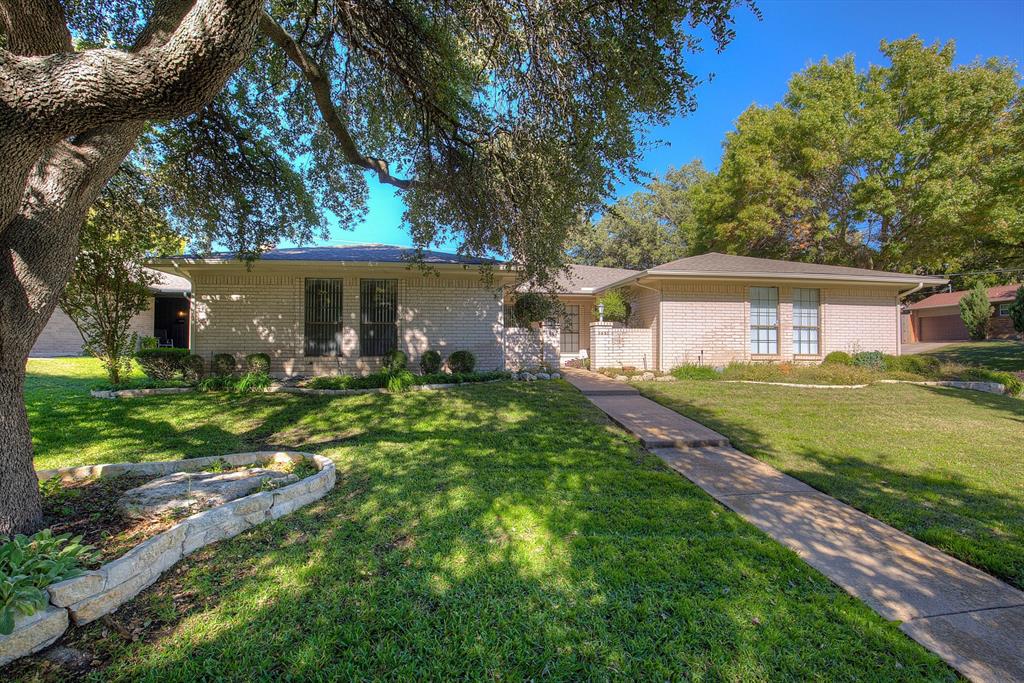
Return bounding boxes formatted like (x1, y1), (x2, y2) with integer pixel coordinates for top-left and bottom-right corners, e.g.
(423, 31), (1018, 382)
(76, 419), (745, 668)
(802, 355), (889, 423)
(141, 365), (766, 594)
(41, 475), (180, 564)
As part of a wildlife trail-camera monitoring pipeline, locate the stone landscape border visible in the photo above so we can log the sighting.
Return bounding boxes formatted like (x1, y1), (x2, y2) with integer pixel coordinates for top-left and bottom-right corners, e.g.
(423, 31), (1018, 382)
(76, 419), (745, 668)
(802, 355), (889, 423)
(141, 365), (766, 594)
(2, 451), (334, 667)
(90, 387), (194, 399)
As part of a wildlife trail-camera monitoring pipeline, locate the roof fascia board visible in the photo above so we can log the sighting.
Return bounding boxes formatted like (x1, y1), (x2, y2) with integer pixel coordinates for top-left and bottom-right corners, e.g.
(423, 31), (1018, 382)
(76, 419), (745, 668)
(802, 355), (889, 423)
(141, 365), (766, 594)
(592, 270), (948, 293)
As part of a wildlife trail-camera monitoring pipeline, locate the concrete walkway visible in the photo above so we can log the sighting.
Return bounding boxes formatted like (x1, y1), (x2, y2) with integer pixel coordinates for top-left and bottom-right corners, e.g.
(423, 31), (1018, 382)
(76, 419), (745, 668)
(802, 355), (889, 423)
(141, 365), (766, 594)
(562, 368), (1024, 683)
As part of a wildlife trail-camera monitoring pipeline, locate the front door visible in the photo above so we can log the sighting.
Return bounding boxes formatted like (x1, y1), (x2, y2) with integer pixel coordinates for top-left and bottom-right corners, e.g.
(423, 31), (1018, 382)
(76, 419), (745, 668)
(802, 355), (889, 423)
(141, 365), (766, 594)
(154, 296), (190, 348)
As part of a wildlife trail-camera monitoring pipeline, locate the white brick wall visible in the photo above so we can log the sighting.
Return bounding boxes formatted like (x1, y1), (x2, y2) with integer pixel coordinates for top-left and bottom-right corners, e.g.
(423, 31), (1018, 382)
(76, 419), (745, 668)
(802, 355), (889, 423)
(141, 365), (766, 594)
(31, 298), (155, 357)
(505, 326), (560, 369)
(191, 268), (505, 376)
(590, 322), (655, 370)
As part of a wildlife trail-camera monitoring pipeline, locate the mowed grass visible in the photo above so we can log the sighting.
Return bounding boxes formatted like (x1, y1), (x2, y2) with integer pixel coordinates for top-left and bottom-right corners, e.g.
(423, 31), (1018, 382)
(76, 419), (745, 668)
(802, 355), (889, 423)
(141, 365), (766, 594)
(919, 340), (1024, 372)
(16, 358), (954, 681)
(635, 379), (1024, 589)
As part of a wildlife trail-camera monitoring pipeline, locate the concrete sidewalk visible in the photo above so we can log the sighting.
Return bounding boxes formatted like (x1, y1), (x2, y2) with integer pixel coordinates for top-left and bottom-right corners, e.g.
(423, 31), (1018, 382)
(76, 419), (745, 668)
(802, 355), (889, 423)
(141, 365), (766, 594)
(562, 368), (1024, 683)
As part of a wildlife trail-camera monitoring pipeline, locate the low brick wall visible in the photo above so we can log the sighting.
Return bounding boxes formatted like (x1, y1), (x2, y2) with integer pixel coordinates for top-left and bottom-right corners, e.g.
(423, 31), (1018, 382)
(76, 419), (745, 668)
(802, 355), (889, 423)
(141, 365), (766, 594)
(3, 452), (334, 667)
(504, 326), (560, 369)
(589, 322), (654, 370)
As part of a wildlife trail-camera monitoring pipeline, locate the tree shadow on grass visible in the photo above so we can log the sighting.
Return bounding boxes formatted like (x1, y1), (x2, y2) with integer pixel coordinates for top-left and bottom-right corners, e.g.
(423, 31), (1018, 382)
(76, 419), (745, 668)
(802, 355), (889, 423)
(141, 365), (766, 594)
(12, 382), (952, 681)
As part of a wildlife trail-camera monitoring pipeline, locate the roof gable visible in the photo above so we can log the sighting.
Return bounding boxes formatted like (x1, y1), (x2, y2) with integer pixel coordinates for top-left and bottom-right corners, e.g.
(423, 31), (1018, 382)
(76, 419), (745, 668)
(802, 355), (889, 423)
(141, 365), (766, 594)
(910, 284), (1021, 310)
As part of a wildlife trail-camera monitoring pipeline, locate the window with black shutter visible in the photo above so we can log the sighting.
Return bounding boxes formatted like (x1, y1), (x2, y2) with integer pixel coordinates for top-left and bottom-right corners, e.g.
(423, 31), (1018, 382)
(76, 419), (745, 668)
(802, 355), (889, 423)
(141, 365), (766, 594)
(304, 279), (344, 356)
(360, 279), (398, 357)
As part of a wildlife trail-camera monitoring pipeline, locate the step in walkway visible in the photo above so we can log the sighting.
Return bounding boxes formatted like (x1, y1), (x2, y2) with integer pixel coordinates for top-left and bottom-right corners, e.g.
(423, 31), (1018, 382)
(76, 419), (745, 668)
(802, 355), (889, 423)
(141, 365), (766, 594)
(561, 368), (1024, 683)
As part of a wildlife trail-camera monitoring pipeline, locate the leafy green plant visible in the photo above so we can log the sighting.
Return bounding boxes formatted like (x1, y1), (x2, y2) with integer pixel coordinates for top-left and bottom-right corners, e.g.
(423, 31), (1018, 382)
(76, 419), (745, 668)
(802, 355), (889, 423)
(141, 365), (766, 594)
(822, 351), (853, 366)
(212, 353), (237, 376)
(447, 351), (476, 373)
(234, 371), (271, 393)
(139, 336), (159, 350)
(1008, 285), (1024, 335)
(382, 350), (408, 372)
(181, 354), (206, 383)
(420, 350), (442, 374)
(197, 375), (233, 392)
(852, 351), (885, 370)
(203, 458), (231, 473)
(0, 529), (98, 635)
(959, 282), (993, 341)
(510, 292), (555, 327)
(594, 289), (631, 323)
(245, 353), (271, 373)
(882, 354), (940, 377)
(308, 375), (355, 390)
(135, 348), (189, 380)
(385, 369), (416, 393)
(945, 366), (1024, 396)
(670, 364), (720, 380)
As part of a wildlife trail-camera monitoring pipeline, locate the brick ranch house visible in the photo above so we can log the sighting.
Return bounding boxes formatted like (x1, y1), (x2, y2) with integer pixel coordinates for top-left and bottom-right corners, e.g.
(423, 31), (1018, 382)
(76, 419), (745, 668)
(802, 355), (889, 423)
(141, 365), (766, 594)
(904, 284), (1022, 343)
(148, 245), (947, 376)
(30, 270), (192, 357)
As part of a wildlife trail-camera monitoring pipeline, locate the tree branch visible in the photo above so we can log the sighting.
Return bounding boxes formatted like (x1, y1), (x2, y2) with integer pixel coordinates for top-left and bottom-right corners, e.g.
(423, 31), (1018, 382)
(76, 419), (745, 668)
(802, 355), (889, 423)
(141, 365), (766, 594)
(0, 0), (71, 56)
(259, 11), (414, 191)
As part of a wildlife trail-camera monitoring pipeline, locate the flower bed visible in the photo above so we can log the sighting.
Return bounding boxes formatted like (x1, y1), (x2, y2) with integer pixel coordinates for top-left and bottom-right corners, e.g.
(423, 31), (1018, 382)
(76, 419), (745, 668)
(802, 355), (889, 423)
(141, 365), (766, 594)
(1, 452), (334, 666)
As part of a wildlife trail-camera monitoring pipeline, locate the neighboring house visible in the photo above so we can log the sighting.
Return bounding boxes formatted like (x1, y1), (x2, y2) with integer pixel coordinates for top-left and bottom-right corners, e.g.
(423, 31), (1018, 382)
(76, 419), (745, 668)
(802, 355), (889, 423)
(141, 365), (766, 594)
(149, 245), (946, 375)
(30, 270), (192, 357)
(905, 284), (1022, 342)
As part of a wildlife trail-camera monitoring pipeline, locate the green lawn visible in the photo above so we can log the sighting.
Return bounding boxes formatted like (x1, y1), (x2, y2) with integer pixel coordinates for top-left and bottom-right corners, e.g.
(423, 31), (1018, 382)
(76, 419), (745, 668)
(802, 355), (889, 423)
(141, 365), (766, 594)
(15, 358), (954, 681)
(919, 340), (1024, 372)
(635, 379), (1024, 590)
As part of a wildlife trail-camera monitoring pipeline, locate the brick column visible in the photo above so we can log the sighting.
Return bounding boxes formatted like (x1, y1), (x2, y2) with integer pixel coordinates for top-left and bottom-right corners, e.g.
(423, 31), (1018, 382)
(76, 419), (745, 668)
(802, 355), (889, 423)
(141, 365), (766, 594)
(590, 321), (613, 369)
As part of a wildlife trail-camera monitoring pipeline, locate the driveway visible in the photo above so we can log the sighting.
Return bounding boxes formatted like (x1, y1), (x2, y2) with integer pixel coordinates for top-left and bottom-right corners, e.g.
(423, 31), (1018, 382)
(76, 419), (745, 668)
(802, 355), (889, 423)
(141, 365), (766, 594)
(903, 341), (958, 354)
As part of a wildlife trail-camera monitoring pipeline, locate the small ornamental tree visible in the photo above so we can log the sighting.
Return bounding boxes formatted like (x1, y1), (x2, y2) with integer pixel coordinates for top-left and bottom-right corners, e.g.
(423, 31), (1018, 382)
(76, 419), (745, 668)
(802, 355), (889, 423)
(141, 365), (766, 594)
(1009, 285), (1024, 336)
(959, 282), (993, 341)
(594, 289), (631, 324)
(60, 172), (181, 385)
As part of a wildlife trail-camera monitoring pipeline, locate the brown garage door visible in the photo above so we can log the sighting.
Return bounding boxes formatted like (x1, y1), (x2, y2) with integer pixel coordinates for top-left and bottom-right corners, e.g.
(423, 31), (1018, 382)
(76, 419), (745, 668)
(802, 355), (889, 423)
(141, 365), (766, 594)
(918, 314), (969, 341)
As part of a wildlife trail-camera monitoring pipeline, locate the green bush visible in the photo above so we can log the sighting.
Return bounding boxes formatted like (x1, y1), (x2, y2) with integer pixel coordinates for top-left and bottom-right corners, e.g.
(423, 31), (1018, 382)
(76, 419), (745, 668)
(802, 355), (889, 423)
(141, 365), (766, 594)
(852, 351), (885, 370)
(245, 353), (271, 373)
(212, 353), (237, 376)
(594, 289), (631, 323)
(882, 354), (941, 377)
(385, 369), (416, 393)
(181, 354), (206, 383)
(0, 529), (97, 635)
(1009, 285), (1024, 334)
(420, 350), (442, 374)
(959, 282), (993, 340)
(949, 367), (1024, 396)
(135, 348), (188, 380)
(671, 364), (720, 380)
(139, 336), (159, 350)
(382, 349), (408, 372)
(447, 350), (476, 373)
(822, 351), (853, 366)
(509, 292), (555, 327)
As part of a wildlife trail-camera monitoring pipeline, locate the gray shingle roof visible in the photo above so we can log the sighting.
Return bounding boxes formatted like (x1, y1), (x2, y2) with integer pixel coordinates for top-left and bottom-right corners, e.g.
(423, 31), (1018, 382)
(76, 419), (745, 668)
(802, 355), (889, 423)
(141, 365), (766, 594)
(648, 252), (941, 282)
(555, 264), (640, 294)
(196, 244), (492, 265)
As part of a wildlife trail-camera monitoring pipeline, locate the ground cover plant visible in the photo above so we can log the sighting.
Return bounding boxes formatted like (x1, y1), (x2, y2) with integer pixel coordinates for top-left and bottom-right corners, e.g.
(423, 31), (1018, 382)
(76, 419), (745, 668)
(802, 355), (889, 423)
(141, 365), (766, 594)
(636, 379), (1024, 589)
(306, 370), (511, 392)
(13, 357), (954, 680)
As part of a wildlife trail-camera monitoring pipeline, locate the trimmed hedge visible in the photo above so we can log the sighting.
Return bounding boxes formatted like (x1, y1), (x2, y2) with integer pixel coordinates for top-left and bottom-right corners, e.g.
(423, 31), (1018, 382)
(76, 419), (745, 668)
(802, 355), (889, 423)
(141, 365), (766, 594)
(135, 348), (189, 380)
(420, 350), (442, 374)
(212, 353), (237, 376)
(307, 370), (510, 392)
(823, 351), (853, 366)
(181, 354), (206, 382)
(382, 350), (408, 372)
(245, 353), (271, 373)
(447, 350), (476, 373)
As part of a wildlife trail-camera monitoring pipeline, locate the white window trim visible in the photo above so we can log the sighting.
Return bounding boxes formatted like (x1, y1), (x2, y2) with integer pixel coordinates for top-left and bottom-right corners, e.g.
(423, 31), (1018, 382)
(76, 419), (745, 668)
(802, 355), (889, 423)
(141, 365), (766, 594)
(792, 288), (821, 356)
(749, 286), (780, 356)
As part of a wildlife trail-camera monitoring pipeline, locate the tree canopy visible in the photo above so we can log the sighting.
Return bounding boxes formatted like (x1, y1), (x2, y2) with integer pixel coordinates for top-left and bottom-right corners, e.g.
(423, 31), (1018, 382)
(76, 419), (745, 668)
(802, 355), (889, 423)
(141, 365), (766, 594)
(570, 161), (708, 270)
(688, 37), (1023, 275)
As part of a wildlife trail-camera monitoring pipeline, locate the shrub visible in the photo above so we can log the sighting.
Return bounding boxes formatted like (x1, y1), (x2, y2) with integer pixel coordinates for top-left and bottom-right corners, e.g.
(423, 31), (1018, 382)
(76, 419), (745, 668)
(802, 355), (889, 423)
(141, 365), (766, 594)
(139, 336), (159, 350)
(447, 350), (476, 373)
(1009, 285), (1024, 335)
(0, 529), (97, 635)
(594, 288), (631, 323)
(234, 371), (272, 393)
(197, 375), (233, 392)
(509, 292), (555, 327)
(949, 367), (1024, 396)
(823, 351), (853, 366)
(959, 282), (993, 340)
(671, 364), (720, 381)
(382, 349), (408, 372)
(245, 352), (271, 373)
(135, 348), (188, 380)
(385, 369), (416, 393)
(420, 350), (442, 374)
(181, 354), (206, 383)
(882, 354), (941, 377)
(212, 353), (237, 376)
(852, 351), (885, 370)
(308, 375), (354, 390)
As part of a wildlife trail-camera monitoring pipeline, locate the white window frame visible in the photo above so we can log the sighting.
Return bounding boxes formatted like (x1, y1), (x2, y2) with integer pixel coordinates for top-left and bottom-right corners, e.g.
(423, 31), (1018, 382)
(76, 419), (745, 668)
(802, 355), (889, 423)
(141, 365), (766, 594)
(792, 288), (820, 356)
(998, 303), (1011, 317)
(749, 287), (779, 355)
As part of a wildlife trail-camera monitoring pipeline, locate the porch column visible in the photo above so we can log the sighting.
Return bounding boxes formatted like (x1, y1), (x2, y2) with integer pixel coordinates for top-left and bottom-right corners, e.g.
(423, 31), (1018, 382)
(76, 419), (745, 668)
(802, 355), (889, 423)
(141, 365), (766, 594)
(590, 321), (613, 370)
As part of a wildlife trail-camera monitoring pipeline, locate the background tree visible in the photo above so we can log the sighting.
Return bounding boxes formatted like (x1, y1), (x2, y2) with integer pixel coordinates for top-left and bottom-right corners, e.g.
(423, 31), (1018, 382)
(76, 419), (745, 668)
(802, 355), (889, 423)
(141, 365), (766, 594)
(689, 37), (1023, 274)
(1008, 286), (1024, 336)
(571, 162), (708, 270)
(0, 0), (752, 533)
(594, 289), (631, 324)
(60, 169), (182, 385)
(959, 283), (994, 341)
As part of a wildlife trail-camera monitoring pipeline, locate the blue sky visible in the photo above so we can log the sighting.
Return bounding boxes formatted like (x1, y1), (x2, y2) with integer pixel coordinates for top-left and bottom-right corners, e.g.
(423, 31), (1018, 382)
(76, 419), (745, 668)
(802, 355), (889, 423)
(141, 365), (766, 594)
(306, 0), (1024, 251)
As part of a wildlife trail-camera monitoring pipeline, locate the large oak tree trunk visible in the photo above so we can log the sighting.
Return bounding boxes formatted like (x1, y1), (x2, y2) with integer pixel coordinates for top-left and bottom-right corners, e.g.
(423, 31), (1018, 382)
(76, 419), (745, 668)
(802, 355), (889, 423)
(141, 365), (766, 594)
(0, 0), (261, 534)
